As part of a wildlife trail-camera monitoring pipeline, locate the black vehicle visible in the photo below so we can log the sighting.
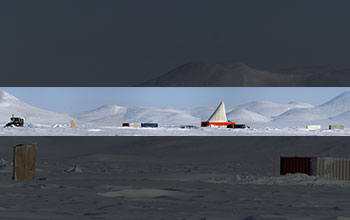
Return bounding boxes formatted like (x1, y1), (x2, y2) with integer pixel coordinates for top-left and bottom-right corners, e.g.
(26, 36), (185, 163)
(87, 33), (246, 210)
(4, 115), (24, 127)
(227, 124), (250, 129)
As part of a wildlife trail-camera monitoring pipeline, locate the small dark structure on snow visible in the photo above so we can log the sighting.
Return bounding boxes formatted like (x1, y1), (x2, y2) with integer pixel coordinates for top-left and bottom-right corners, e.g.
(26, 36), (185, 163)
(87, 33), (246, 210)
(141, 123), (158, 128)
(227, 124), (250, 129)
(180, 125), (195, 129)
(4, 115), (24, 127)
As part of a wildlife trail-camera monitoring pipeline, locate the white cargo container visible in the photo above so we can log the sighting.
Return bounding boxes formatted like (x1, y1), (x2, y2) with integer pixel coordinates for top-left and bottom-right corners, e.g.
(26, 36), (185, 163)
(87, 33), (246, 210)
(129, 123), (142, 128)
(315, 157), (350, 180)
(306, 125), (321, 130)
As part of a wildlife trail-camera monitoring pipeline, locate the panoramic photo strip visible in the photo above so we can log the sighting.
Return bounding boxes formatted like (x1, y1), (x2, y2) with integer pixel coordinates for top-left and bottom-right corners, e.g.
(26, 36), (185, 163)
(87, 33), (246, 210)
(0, 87), (349, 136)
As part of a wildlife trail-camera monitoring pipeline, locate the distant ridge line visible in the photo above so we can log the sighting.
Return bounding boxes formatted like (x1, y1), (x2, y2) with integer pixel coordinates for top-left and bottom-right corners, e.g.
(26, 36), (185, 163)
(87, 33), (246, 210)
(138, 61), (350, 87)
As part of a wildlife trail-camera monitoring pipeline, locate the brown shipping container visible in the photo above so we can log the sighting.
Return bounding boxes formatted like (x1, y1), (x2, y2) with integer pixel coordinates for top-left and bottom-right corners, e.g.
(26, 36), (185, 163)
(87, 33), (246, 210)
(280, 157), (312, 176)
(13, 144), (37, 180)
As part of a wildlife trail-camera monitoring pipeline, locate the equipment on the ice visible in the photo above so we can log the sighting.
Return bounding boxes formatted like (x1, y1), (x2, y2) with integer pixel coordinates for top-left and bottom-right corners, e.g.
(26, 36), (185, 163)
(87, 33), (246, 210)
(227, 124), (250, 129)
(201, 102), (235, 127)
(4, 115), (24, 127)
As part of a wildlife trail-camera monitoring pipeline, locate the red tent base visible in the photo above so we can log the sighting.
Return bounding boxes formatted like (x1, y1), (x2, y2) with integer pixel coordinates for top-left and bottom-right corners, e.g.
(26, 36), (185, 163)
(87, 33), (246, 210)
(201, 121), (235, 127)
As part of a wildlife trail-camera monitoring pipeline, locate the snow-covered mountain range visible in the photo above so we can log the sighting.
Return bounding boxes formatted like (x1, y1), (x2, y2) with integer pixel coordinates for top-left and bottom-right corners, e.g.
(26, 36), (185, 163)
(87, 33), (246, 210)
(274, 91), (350, 122)
(2, 90), (350, 126)
(73, 105), (200, 126)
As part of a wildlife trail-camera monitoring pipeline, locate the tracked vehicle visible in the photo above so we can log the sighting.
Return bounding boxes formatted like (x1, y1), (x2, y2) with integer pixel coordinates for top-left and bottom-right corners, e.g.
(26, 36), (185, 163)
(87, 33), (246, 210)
(4, 115), (24, 127)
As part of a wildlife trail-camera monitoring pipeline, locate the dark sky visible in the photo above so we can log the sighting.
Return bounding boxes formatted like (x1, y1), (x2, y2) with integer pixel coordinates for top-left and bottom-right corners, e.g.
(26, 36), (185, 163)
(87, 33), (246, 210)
(1, 0), (350, 85)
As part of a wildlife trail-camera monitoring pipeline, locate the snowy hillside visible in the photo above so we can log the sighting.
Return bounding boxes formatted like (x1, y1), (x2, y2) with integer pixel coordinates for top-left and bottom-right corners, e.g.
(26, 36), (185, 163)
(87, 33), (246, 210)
(318, 91), (350, 115)
(274, 91), (350, 122)
(329, 111), (350, 121)
(227, 108), (271, 123)
(179, 106), (215, 121)
(273, 108), (325, 122)
(75, 100), (315, 126)
(237, 100), (313, 118)
(74, 104), (201, 126)
(72, 104), (128, 123)
(0, 91), (73, 125)
(179, 101), (314, 124)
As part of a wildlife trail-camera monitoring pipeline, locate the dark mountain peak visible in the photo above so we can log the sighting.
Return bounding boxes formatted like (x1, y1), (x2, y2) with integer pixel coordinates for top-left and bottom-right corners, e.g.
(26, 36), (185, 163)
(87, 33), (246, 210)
(219, 61), (253, 69)
(139, 61), (350, 86)
(139, 61), (261, 86)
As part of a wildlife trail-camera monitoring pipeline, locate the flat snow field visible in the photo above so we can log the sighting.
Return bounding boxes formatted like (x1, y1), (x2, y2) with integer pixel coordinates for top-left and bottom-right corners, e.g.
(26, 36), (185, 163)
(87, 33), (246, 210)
(1, 137), (350, 219)
(0, 124), (350, 136)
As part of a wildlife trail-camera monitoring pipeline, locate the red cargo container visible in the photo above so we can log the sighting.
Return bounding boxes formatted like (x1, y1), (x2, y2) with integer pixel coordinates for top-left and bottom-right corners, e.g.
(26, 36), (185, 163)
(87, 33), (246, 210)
(280, 157), (312, 176)
(122, 123), (129, 127)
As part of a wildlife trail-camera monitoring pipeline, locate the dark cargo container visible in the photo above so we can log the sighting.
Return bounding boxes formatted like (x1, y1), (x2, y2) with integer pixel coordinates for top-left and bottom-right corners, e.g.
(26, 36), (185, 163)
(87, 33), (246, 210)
(227, 124), (250, 129)
(235, 124), (250, 129)
(122, 123), (129, 127)
(280, 157), (312, 176)
(141, 123), (158, 128)
(180, 125), (195, 129)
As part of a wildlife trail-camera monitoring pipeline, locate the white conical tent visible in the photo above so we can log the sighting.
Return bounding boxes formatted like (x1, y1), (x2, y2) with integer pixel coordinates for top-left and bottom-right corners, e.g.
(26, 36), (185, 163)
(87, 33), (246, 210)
(208, 102), (228, 122)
